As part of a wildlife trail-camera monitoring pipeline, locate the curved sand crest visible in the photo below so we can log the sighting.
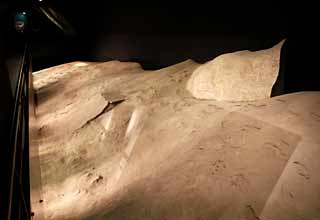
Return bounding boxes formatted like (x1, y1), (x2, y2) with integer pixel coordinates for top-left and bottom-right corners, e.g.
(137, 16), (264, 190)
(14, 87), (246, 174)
(187, 40), (285, 101)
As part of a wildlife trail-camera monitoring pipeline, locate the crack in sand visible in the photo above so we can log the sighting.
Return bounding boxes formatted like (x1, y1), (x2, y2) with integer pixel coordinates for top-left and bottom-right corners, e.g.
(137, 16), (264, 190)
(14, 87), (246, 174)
(293, 161), (310, 180)
(246, 205), (262, 220)
(80, 99), (125, 129)
(264, 142), (287, 157)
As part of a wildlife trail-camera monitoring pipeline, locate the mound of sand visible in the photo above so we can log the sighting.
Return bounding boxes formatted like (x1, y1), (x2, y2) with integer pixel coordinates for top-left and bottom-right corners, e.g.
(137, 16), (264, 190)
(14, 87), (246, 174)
(30, 53), (320, 220)
(187, 40), (285, 101)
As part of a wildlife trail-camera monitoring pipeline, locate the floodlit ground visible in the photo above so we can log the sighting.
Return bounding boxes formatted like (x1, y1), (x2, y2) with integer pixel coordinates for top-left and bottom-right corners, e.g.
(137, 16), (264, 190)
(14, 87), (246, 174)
(30, 48), (320, 220)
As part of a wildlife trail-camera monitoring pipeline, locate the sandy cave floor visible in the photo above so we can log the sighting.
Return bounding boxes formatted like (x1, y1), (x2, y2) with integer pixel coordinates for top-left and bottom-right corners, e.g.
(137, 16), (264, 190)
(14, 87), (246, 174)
(29, 60), (320, 220)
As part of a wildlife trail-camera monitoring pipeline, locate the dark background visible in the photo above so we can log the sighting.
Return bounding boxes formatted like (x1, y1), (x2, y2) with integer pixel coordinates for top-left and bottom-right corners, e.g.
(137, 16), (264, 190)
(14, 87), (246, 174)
(32, 1), (289, 69)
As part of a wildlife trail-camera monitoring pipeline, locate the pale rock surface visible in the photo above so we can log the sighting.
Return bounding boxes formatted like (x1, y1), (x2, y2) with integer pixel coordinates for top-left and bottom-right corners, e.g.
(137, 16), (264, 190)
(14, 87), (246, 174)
(30, 57), (320, 220)
(187, 40), (285, 101)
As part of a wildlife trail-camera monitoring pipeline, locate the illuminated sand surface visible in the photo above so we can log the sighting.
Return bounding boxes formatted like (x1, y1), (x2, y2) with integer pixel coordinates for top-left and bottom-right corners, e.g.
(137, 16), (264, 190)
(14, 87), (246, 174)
(187, 40), (285, 101)
(30, 51), (320, 219)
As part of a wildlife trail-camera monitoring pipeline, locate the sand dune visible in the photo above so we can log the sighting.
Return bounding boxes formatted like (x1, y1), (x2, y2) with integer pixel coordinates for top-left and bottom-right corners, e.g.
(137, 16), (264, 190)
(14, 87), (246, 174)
(30, 44), (320, 220)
